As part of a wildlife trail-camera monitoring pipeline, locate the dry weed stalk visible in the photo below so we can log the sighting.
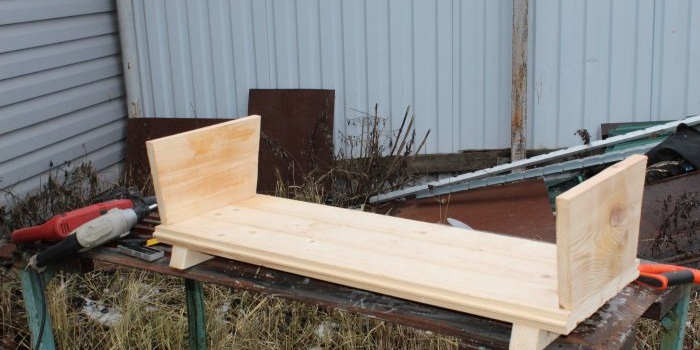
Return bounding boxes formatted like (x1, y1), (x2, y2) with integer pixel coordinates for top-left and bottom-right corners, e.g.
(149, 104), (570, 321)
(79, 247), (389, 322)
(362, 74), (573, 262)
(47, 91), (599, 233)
(331, 104), (429, 208)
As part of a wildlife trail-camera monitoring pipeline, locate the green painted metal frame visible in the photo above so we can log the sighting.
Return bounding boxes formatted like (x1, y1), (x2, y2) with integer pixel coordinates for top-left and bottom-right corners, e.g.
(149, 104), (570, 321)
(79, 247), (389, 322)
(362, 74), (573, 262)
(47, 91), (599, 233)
(660, 284), (692, 350)
(20, 267), (209, 350)
(18, 261), (690, 350)
(20, 269), (56, 350)
(185, 279), (208, 350)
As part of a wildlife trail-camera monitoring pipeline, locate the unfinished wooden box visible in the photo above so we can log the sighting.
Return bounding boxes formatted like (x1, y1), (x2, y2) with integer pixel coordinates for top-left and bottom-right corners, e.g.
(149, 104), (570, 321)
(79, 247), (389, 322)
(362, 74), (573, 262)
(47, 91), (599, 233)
(146, 115), (647, 349)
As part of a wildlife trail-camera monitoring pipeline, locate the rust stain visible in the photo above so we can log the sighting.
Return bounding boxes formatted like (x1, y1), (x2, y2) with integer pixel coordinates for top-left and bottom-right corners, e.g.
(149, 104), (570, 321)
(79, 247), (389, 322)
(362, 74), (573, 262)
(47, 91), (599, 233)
(391, 179), (556, 242)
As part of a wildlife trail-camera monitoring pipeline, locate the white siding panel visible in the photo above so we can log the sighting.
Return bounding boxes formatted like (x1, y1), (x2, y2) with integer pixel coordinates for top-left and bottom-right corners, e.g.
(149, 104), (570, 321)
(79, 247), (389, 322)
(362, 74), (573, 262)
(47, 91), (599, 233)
(1, 100), (126, 162)
(0, 0), (115, 25)
(652, 0), (695, 118)
(688, 2), (700, 114)
(0, 2), (125, 205)
(530, 0), (699, 148)
(0, 13), (118, 53)
(127, 0), (513, 153)
(0, 120), (126, 189)
(0, 77), (125, 135)
(0, 35), (121, 80)
(127, 0), (699, 150)
(0, 56), (122, 106)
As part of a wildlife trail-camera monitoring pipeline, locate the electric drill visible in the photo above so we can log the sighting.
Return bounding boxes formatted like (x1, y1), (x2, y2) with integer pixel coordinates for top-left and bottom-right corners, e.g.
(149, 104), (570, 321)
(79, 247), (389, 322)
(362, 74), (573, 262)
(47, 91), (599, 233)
(28, 200), (156, 270)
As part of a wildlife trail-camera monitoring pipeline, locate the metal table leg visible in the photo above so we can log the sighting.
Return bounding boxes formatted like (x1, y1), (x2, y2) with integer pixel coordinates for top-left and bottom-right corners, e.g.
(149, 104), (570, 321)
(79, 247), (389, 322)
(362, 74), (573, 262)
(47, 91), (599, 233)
(185, 279), (208, 350)
(20, 269), (56, 350)
(660, 284), (691, 350)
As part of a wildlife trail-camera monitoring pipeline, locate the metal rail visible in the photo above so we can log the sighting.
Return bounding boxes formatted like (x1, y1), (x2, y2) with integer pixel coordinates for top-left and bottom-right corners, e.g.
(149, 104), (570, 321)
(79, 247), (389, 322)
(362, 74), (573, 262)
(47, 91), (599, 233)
(415, 142), (660, 198)
(371, 115), (700, 203)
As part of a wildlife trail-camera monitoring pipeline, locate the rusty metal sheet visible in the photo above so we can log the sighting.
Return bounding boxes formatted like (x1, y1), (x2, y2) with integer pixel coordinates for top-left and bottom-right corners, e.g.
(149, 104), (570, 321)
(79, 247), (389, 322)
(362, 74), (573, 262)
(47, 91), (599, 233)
(248, 89), (334, 194)
(639, 171), (700, 263)
(391, 179), (557, 242)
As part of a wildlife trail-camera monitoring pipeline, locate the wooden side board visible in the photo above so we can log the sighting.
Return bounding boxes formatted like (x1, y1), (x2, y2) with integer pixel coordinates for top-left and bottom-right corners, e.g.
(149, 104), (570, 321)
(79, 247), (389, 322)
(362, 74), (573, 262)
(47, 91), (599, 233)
(556, 154), (647, 316)
(146, 115), (647, 348)
(146, 116), (260, 225)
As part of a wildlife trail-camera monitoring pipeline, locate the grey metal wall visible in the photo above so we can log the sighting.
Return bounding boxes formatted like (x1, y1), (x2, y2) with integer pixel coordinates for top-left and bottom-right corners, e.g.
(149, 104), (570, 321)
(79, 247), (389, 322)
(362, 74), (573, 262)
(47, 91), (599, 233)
(125, 0), (513, 154)
(124, 0), (700, 151)
(529, 0), (700, 148)
(0, 0), (126, 203)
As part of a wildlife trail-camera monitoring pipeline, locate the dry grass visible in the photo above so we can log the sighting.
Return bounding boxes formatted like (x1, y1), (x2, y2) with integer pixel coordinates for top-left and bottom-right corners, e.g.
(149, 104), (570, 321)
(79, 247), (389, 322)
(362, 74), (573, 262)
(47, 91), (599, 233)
(0, 267), (458, 350)
(635, 287), (700, 350)
(1, 267), (698, 349)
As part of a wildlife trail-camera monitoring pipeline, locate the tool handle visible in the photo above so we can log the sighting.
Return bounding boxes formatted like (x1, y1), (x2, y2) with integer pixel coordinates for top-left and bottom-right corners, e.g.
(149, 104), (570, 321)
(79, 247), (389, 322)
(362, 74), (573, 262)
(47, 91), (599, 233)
(639, 263), (700, 283)
(637, 270), (697, 289)
(11, 217), (62, 243)
(33, 234), (82, 268)
(11, 199), (133, 243)
(31, 208), (137, 268)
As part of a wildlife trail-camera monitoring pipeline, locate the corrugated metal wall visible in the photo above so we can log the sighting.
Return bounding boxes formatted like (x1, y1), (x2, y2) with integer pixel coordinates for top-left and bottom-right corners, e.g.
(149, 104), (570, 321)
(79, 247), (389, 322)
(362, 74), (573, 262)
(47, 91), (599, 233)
(125, 0), (699, 151)
(0, 0), (126, 203)
(529, 0), (700, 148)
(126, 0), (513, 154)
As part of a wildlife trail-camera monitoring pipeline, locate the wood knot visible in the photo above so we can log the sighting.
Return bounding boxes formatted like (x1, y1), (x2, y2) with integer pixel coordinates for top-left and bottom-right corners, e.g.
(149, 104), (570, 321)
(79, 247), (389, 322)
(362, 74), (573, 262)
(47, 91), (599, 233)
(609, 205), (626, 227)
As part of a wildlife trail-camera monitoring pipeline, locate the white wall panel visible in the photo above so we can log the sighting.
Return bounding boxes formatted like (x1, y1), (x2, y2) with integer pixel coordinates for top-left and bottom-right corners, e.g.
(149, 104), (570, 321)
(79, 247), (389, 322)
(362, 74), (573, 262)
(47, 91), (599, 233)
(529, 0), (699, 148)
(126, 0), (699, 151)
(127, 0), (513, 153)
(0, 0), (126, 205)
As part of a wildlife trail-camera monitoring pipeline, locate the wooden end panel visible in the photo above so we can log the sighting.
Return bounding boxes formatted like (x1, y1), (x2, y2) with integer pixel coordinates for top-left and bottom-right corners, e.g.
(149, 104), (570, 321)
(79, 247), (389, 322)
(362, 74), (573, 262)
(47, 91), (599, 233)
(556, 154), (647, 310)
(146, 115), (261, 225)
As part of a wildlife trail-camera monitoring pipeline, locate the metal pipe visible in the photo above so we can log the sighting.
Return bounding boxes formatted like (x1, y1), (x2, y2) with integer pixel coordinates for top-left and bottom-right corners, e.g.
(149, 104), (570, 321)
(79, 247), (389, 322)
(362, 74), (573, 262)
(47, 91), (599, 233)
(116, 0), (142, 118)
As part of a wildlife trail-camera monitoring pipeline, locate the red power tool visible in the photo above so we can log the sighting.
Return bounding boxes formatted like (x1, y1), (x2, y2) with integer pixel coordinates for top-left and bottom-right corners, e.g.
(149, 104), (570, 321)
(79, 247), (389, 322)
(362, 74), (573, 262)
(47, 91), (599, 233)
(11, 199), (135, 243)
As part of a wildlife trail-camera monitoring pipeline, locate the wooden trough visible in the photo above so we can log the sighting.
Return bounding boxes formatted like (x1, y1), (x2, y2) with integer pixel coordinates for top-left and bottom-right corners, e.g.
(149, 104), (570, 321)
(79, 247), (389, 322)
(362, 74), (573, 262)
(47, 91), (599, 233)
(146, 115), (647, 349)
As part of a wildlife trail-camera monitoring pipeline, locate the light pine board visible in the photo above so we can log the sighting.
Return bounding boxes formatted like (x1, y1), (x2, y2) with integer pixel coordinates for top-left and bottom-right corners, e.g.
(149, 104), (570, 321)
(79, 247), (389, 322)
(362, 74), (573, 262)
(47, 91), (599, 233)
(147, 115), (646, 342)
(556, 154), (646, 310)
(146, 115), (260, 225)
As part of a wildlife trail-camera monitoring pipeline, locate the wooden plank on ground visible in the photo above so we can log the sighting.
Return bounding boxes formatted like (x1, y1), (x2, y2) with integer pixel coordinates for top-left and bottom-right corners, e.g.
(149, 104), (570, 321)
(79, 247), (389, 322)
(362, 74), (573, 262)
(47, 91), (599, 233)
(146, 115), (260, 225)
(556, 154), (647, 311)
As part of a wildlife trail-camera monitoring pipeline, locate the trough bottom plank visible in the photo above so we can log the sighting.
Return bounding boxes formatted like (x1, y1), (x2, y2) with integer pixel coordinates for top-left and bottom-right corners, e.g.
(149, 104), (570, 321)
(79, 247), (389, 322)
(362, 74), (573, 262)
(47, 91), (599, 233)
(171, 246), (213, 270)
(509, 324), (559, 350)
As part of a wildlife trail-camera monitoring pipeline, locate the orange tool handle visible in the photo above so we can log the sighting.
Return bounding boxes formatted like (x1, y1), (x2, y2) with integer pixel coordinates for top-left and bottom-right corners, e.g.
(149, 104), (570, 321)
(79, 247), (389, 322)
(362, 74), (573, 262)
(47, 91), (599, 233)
(637, 263), (700, 290)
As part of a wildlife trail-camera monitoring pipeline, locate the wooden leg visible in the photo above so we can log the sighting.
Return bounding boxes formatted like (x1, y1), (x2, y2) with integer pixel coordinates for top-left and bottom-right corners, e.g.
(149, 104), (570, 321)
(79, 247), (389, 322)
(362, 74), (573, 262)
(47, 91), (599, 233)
(170, 246), (213, 269)
(509, 324), (559, 350)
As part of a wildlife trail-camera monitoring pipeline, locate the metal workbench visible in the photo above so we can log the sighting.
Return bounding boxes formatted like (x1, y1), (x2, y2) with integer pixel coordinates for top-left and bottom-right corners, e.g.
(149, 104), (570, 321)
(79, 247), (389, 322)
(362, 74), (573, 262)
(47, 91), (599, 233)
(14, 244), (692, 350)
